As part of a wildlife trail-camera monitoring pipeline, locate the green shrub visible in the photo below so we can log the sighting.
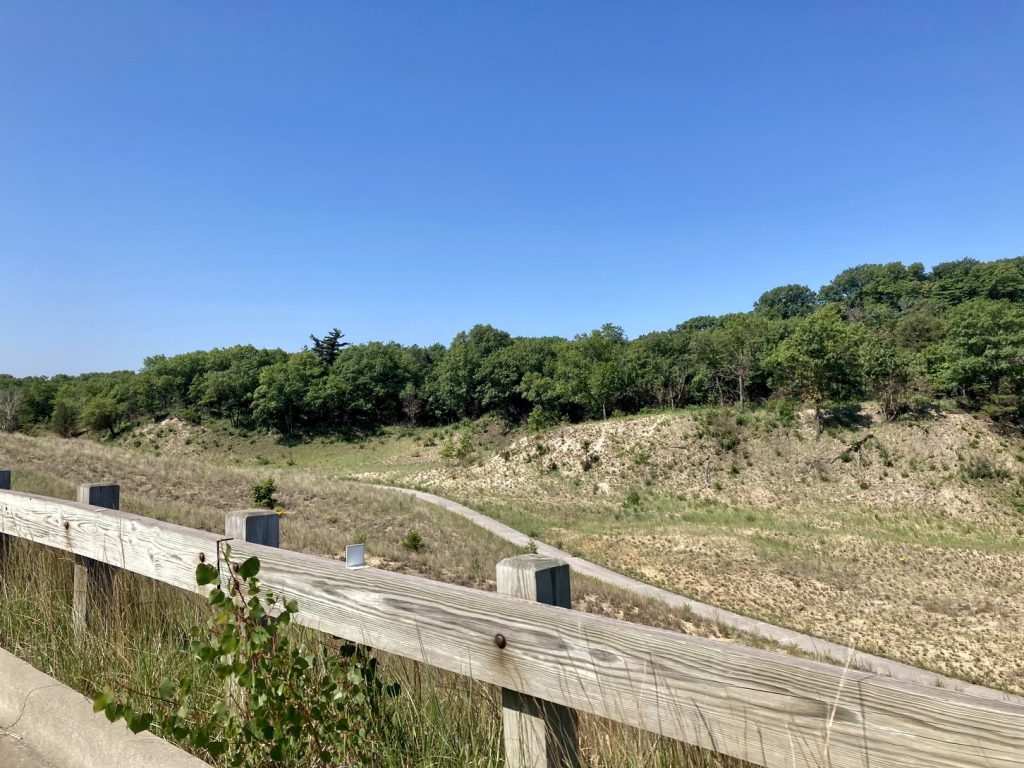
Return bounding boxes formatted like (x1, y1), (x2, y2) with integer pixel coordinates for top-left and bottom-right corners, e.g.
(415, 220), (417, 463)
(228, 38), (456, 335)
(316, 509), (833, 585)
(776, 401), (796, 427)
(439, 430), (471, 462)
(526, 406), (556, 433)
(962, 459), (1011, 481)
(401, 529), (424, 552)
(95, 553), (396, 767)
(632, 450), (651, 465)
(250, 477), (278, 509)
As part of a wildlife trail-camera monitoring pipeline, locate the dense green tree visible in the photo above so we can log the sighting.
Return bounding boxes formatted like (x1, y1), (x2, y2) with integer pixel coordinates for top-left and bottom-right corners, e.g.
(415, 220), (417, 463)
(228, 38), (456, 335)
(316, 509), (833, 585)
(753, 284), (819, 320)
(931, 299), (1024, 414)
(192, 346), (286, 426)
(251, 353), (323, 435)
(476, 337), (563, 421)
(819, 262), (928, 315)
(423, 325), (513, 420)
(629, 330), (696, 410)
(17, 377), (60, 430)
(974, 258), (1024, 303)
(82, 395), (126, 438)
(767, 307), (865, 433)
(894, 307), (944, 352)
(930, 258), (981, 306)
(702, 314), (779, 408)
(50, 397), (78, 438)
(861, 331), (916, 420)
(556, 324), (628, 420)
(138, 352), (211, 419)
(311, 342), (421, 429)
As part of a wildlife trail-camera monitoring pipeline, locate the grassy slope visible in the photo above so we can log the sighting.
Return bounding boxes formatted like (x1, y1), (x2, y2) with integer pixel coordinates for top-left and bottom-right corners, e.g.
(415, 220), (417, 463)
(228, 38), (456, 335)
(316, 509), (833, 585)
(4, 404), (1022, 692)
(93, 405), (1024, 693)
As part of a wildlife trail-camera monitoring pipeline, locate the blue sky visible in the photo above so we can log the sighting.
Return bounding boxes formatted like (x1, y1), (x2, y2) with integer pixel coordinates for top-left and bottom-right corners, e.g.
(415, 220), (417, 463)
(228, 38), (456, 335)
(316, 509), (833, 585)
(2, 1), (1022, 376)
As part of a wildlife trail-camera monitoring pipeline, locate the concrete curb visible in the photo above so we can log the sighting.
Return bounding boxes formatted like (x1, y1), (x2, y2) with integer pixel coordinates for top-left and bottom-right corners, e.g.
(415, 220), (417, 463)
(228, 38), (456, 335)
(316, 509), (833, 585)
(0, 648), (210, 768)
(370, 482), (1024, 706)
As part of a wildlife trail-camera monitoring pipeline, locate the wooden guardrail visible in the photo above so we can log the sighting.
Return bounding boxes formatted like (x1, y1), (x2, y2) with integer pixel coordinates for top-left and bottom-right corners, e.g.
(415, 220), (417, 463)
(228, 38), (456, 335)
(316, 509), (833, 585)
(1, 472), (1023, 768)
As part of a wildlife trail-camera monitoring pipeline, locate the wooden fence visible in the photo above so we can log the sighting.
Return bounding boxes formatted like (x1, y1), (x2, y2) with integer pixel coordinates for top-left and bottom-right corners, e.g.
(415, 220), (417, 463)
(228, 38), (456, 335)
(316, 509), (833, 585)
(1, 471), (1023, 768)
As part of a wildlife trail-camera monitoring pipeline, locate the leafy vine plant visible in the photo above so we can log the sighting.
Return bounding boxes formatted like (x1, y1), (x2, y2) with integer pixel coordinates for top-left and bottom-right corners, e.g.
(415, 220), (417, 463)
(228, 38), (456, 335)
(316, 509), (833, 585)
(95, 550), (397, 767)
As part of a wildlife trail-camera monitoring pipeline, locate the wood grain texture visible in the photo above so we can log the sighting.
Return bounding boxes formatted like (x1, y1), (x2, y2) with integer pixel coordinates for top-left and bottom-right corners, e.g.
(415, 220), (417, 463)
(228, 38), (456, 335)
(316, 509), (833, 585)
(2, 490), (1023, 767)
(498, 555), (579, 768)
(0, 489), (220, 594)
(72, 484), (119, 632)
(232, 540), (1024, 768)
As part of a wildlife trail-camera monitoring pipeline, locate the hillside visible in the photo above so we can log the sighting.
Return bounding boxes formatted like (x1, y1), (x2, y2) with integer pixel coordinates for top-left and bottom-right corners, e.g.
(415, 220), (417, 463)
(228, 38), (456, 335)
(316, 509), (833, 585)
(88, 403), (1024, 693)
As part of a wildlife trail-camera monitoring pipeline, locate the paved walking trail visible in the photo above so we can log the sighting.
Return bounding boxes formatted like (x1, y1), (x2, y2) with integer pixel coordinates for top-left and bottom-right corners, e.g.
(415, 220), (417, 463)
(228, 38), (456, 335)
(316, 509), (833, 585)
(371, 483), (1024, 705)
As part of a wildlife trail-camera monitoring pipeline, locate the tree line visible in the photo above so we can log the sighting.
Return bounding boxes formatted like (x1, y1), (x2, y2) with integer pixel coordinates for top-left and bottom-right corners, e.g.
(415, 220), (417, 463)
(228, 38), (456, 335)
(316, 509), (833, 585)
(2, 256), (1022, 439)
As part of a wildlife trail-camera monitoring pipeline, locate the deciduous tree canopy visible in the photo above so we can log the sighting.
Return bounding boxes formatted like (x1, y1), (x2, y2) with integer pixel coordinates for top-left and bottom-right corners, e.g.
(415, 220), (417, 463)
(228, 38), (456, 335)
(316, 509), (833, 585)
(7, 257), (1024, 439)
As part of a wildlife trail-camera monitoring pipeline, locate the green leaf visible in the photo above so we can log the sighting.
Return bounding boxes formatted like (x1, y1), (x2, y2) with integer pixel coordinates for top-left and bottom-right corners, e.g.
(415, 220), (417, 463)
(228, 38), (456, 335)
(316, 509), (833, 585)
(92, 691), (110, 713)
(195, 562), (219, 586)
(238, 556), (261, 579)
(158, 678), (176, 699)
(127, 713), (154, 734)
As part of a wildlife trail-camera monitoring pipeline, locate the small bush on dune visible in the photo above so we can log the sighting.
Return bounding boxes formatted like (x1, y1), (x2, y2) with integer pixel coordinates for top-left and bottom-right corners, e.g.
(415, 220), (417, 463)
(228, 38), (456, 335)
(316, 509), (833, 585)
(401, 529), (425, 552)
(250, 477), (278, 508)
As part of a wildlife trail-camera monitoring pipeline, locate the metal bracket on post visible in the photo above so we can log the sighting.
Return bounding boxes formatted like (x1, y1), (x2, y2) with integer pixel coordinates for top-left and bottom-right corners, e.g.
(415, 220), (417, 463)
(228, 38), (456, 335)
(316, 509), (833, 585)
(225, 509), (280, 549)
(345, 543), (366, 569)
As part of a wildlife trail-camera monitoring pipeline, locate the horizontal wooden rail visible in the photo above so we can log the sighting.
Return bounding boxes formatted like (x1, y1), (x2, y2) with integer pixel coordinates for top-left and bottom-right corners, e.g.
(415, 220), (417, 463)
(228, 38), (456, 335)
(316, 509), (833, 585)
(2, 487), (1023, 768)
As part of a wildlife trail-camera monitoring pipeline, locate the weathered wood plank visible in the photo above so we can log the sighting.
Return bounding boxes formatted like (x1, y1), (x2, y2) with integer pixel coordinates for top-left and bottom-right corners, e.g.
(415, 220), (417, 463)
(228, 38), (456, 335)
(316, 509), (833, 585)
(230, 540), (1024, 768)
(0, 489), (220, 594)
(1, 490), (1023, 767)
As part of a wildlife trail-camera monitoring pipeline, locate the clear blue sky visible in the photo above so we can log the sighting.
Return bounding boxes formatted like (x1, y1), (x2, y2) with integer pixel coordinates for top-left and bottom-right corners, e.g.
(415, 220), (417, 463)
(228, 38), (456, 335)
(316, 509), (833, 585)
(2, 1), (1022, 376)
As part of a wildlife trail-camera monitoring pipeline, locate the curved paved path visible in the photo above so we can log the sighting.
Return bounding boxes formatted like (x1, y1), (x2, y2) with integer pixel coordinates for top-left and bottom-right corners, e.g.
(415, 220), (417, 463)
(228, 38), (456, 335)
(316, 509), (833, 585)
(370, 483), (1024, 705)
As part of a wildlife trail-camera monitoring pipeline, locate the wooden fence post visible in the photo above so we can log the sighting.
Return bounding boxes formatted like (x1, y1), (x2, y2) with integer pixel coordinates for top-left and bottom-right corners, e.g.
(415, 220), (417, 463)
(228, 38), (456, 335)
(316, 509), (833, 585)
(73, 483), (119, 632)
(0, 469), (10, 577)
(497, 554), (580, 768)
(225, 509), (280, 549)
